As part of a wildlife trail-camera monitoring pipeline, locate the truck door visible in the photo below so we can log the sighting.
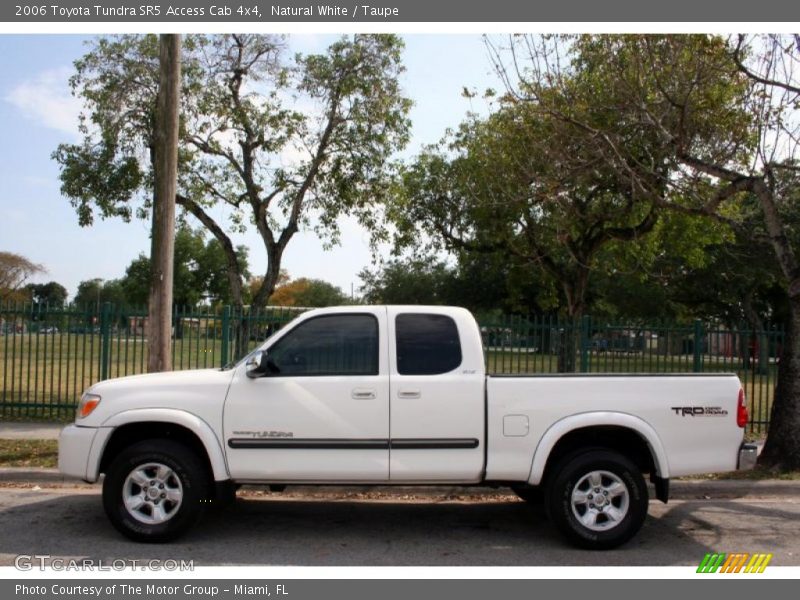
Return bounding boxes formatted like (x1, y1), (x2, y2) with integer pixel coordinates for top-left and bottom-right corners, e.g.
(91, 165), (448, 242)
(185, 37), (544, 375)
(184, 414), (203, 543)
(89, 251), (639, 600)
(223, 309), (390, 481)
(387, 308), (486, 482)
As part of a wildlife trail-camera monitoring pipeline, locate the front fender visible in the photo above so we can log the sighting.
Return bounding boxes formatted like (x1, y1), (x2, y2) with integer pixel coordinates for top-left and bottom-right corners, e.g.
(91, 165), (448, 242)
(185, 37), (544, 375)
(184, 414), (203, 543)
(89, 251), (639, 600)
(527, 411), (669, 485)
(92, 408), (229, 481)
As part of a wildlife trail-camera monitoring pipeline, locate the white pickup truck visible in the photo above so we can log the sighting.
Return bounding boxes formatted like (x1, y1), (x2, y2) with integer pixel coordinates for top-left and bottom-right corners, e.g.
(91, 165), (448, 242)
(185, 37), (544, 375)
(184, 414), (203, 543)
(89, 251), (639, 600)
(59, 306), (756, 549)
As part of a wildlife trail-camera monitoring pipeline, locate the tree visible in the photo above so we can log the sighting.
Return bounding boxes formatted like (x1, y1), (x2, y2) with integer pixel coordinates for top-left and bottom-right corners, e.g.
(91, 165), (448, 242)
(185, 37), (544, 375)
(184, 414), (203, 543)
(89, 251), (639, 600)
(74, 279), (103, 308)
(692, 37), (800, 468)
(489, 34), (800, 467)
(585, 210), (737, 323)
(246, 271), (288, 306)
(121, 257), (152, 306)
(644, 215), (782, 328)
(74, 278), (127, 308)
(393, 87), (667, 369)
(0, 252), (45, 302)
(357, 254), (545, 313)
(269, 277), (347, 307)
(201, 238), (251, 305)
(25, 281), (68, 306)
(122, 227), (250, 307)
(358, 258), (456, 305)
(55, 34), (411, 356)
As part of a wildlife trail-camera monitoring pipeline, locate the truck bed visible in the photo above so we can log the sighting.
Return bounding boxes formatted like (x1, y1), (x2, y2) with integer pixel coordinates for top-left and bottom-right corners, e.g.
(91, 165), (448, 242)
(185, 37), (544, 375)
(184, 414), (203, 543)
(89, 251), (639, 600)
(485, 373), (744, 482)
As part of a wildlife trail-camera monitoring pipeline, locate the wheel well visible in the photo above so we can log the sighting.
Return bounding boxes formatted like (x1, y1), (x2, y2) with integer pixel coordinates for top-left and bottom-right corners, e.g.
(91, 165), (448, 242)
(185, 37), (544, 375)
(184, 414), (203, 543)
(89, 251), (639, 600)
(541, 425), (657, 485)
(99, 422), (214, 484)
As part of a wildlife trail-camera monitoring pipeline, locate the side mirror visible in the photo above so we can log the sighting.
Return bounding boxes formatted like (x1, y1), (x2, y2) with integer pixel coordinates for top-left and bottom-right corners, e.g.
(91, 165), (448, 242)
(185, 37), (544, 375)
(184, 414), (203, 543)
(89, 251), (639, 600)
(245, 350), (272, 378)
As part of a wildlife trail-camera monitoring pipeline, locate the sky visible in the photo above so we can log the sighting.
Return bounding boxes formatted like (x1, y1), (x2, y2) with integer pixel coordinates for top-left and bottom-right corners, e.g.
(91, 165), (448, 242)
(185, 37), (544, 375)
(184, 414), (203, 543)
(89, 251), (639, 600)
(0, 34), (500, 301)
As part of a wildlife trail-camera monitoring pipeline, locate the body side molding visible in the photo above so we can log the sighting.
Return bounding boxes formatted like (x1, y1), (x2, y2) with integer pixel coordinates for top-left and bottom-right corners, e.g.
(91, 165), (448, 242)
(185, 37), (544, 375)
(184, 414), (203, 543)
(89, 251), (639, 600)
(227, 438), (480, 450)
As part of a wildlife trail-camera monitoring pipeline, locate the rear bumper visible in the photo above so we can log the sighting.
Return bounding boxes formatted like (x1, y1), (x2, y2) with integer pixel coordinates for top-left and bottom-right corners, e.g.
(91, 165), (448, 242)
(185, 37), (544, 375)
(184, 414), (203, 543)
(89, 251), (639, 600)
(738, 442), (758, 471)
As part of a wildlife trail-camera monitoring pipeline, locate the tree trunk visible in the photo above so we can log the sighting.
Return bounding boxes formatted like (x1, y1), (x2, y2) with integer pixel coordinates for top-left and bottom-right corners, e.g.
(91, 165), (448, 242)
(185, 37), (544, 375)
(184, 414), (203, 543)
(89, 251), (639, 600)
(743, 294), (769, 376)
(752, 181), (800, 469)
(147, 34), (181, 373)
(557, 315), (580, 373)
(233, 250), (285, 360)
(229, 285), (247, 362)
(759, 297), (800, 470)
(556, 268), (589, 373)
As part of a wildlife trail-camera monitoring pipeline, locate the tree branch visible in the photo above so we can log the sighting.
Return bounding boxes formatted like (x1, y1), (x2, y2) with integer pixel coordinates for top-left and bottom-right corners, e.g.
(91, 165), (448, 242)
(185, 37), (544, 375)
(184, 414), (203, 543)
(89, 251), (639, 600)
(175, 193), (244, 305)
(732, 34), (800, 96)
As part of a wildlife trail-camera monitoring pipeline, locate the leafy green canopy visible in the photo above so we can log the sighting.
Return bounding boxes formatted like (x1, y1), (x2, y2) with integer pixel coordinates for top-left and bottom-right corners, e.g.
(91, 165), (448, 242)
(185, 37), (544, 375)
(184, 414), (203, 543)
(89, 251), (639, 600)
(121, 227), (250, 307)
(391, 35), (754, 322)
(54, 34), (411, 308)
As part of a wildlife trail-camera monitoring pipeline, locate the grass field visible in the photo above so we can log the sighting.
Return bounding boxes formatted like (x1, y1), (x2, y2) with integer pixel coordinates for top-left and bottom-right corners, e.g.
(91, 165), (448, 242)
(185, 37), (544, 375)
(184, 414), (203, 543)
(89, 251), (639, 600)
(0, 439), (58, 467)
(0, 332), (776, 432)
(0, 332), (246, 421)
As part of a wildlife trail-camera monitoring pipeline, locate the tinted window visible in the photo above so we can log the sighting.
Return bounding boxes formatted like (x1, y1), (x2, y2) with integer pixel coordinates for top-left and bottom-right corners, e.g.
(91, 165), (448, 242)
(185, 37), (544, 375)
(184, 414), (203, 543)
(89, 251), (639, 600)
(268, 314), (378, 376)
(396, 314), (462, 375)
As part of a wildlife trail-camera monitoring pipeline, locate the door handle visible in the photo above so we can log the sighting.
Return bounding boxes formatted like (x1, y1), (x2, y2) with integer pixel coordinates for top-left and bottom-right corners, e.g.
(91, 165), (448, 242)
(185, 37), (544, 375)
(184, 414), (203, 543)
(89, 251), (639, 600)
(398, 389), (421, 399)
(351, 388), (376, 400)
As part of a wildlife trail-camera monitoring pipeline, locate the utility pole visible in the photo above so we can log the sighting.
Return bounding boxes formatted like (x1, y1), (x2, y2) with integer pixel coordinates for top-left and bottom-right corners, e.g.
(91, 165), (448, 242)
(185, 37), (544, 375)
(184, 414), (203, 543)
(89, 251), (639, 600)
(147, 34), (181, 373)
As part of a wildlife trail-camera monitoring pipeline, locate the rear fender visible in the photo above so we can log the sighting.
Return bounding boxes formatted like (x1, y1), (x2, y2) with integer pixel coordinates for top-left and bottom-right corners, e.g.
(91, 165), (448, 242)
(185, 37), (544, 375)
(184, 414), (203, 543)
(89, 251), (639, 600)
(527, 412), (669, 485)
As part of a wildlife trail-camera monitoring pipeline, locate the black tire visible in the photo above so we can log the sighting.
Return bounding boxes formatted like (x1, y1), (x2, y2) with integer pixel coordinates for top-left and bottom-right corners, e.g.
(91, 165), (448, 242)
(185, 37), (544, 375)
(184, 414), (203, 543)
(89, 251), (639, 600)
(511, 484), (544, 505)
(545, 449), (648, 550)
(103, 439), (209, 543)
(211, 480), (238, 510)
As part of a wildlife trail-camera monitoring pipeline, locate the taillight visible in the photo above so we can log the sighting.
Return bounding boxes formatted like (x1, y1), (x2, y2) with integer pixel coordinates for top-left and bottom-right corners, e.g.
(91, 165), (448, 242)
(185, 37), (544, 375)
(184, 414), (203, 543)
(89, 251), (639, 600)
(736, 388), (748, 428)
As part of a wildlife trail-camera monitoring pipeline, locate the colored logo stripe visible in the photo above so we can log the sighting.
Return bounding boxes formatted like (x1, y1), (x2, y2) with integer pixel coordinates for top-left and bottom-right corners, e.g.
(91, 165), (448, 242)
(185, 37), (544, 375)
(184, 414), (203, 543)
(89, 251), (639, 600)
(697, 553), (726, 573)
(720, 554), (738, 573)
(697, 552), (772, 573)
(733, 553), (750, 573)
(744, 553), (773, 573)
(721, 553), (750, 573)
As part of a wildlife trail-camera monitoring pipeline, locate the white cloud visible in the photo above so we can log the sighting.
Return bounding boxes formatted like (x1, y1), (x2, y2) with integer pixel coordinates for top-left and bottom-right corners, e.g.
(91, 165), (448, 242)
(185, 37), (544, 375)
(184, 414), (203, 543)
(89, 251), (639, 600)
(4, 66), (81, 138)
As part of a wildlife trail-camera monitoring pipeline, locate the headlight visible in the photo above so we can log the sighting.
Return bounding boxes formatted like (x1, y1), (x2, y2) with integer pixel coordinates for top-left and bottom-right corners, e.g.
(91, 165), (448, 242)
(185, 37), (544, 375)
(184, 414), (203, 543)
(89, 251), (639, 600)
(77, 392), (101, 419)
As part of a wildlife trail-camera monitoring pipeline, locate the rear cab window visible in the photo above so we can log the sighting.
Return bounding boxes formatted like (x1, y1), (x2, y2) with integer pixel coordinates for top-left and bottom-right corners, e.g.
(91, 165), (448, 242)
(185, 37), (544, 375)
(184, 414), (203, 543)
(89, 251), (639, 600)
(395, 313), (462, 375)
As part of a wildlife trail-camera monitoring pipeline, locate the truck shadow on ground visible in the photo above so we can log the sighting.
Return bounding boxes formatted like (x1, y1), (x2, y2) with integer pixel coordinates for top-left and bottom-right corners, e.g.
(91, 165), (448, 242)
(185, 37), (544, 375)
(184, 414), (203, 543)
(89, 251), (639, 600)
(0, 491), (793, 566)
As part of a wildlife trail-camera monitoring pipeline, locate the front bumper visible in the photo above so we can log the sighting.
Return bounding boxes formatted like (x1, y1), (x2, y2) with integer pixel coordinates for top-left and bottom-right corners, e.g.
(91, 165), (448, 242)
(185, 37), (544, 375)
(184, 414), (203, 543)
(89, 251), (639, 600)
(58, 425), (98, 481)
(738, 442), (758, 471)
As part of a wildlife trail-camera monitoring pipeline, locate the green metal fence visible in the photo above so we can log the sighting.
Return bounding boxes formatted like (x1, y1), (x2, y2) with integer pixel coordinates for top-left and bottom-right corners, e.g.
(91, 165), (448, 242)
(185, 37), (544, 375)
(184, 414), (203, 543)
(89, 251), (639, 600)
(0, 303), (781, 432)
(0, 302), (305, 421)
(478, 314), (781, 433)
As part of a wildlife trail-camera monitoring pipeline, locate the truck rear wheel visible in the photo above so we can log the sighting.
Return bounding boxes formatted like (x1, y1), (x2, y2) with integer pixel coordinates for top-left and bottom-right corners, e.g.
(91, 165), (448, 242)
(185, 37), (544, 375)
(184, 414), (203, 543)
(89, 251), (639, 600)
(103, 440), (209, 543)
(546, 449), (648, 550)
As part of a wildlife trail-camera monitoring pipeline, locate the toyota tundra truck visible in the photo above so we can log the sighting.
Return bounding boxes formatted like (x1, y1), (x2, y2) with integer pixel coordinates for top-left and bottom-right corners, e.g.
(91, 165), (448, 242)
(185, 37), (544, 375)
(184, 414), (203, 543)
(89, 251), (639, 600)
(58, 306), (756, 549)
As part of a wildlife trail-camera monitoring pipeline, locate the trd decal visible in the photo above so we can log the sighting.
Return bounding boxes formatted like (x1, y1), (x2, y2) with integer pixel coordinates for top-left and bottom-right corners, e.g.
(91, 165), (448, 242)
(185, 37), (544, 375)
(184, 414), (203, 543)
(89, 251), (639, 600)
(670, 406), (728, 417)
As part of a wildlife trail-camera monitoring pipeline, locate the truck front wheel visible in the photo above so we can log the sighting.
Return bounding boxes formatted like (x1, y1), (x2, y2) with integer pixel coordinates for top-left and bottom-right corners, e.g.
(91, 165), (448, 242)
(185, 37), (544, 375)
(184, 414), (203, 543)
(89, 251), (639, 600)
(546, 449), (648, 550)
(102, 440), (209, 542)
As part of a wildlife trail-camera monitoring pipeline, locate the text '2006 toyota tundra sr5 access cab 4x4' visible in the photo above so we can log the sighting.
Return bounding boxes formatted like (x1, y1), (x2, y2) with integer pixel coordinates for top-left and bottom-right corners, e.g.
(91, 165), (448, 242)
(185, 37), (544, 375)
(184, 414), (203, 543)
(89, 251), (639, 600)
(59, 306), (756, 549)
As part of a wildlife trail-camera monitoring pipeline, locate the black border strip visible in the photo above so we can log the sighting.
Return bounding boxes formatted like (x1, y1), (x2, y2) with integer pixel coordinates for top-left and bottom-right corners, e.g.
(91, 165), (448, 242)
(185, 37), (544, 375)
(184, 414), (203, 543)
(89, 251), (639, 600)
(227, 438), (480, 450)
(228, 439), (389, 450)
(391, 438), (480, 449)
